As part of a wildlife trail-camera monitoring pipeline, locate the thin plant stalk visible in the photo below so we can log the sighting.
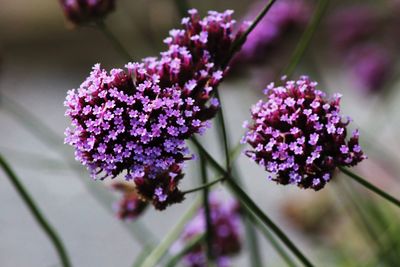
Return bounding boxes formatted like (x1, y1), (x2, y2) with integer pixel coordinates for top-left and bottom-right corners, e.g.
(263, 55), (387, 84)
(282, 0), (330, 77)
(95, 20), (133, 61)
(213, 2), (281, 263)
(139, 197), (201, 267)
(0, 154), (72, 267)
(215, 105), (263, 267)
(199, 153), (214, 262)
(233, 166), (264, 267)
(338, 179), (400, 266)
(332, 181), (381, 264)
(215, 92), (231, 173)
(248, 211), (297, 267)
(339, 166), (400, 208)
(190, 137), (314, 267)
(165, 234), (204, 267)
(132, 247), (154, 267)
(183, 177), (225, 195)
(183, 175), (225, 196)
(243, 214), (264, 267)
(226, 178), (313, 267)
(223, 0), (277, 68)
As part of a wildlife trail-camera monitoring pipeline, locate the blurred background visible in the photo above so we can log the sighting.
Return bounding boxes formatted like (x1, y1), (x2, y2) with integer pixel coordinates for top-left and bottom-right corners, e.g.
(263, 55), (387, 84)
(1, 0), (400, 266)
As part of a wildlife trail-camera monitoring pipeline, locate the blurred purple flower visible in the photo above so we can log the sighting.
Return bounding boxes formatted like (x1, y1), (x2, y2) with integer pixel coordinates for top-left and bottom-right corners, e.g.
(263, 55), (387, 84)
(237, 0), (311, 63)
(112, 182), (148, 220)
(59, 0), (115, 25)
(328, 5), (376, 51)
(347, 44), (392, 92)
(242, 76), (366, 191)
(175, 195), (242, 267)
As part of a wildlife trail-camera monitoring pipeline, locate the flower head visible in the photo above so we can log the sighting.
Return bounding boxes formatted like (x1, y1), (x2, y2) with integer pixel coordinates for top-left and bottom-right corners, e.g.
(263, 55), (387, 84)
(175, 195), (242, 267)
(166, 9), (241, 67)
(347, 44), (392, 92)
(59, 0), (115, 25)
(64, 10), (242, 209)
(64, 63), (197, 209)
(112, 182), (148, 220)
(242, 76), (366, 190)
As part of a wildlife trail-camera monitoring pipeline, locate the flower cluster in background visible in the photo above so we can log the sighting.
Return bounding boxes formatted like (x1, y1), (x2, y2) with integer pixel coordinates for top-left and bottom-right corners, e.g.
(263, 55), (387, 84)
(242, 76), (366, 190)
(64, 9), (242, 209)
(59, 0), (115, 25)
(236, 0), (311, 64)
(328, 3), (395, 93)
(174, 195), (242, 267)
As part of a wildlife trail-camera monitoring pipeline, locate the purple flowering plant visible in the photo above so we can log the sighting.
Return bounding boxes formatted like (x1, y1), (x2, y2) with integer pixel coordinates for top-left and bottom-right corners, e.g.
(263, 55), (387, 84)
(2, 1), (400, 267)
(59, 0), (400, 266)
(242, 76), (365, 190)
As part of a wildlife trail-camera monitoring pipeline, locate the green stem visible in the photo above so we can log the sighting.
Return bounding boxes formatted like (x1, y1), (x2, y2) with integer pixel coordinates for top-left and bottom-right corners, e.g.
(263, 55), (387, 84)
(165, 234), (204, 267)
(216, 4), (278, 171)
(333, 181), (385, 265)
(248, 212), (297, 267)
(95, 20), (133, 62)
(227, 178), (313, 267)
(223, 0), (277, 67)
(216, 9), (282, 264)
(282, 0), (329, 77)
(339, 179), (400, 266)
(199, 153), (214, 262)
(132, 246), (155, 267)
(339, 166), (400, 208)
(232, 167), (263, 267)
(182, 177), (225, 195)
(190, 137), (314, 267)
(0, 154), (72, 267)
(215, 91), (231, 173)
(173, 0), (190, 18)
(244, 217), (263, 267)
(214, 101), (263, 266)
(139, 197), (201, 267)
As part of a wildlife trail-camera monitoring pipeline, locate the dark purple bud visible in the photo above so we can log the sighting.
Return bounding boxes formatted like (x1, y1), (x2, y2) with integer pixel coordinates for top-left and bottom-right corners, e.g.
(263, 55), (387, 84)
(328, 5), (377, 51)
(60, 0), (115, 25)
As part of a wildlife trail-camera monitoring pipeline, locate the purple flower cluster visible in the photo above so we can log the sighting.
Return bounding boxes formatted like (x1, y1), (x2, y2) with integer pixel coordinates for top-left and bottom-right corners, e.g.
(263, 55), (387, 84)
(166, 9), (241, 67)
(242, 76), (366, 190)
(175, 195), (242, 267)
(237, 0), (311, 62)
(112, 182), (148, 220)
(328, 5), (393, 92)
(329, 6), (376, 51)
(347, 45), (392, 91)
(59, 0), (115, 25)
(64, 9), (241, 210)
